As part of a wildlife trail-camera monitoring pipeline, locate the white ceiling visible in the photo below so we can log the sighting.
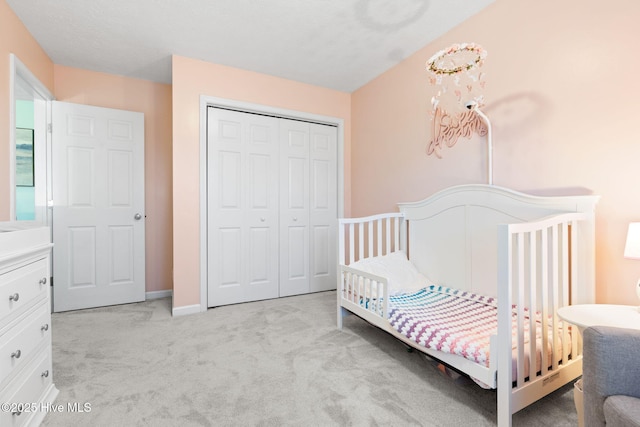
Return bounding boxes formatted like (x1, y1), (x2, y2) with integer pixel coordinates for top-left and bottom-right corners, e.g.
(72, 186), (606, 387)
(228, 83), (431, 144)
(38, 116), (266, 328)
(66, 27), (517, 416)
(7, 0), (494, 93)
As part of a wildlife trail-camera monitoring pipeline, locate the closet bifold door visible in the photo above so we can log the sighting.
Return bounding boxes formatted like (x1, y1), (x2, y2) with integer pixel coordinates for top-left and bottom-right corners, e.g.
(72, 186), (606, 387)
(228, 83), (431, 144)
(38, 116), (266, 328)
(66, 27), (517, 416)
(308, 122), (337, 293)
(207, 107), (338, 307)
(279, 119), (337, 297)
(207, 108), (280, 307)
(279, 118), (310, 297)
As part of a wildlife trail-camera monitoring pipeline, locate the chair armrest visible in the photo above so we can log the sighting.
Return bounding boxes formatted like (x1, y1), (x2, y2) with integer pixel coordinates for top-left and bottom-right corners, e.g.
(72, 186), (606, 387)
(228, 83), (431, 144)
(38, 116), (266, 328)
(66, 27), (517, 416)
(583, 325), (640, 426)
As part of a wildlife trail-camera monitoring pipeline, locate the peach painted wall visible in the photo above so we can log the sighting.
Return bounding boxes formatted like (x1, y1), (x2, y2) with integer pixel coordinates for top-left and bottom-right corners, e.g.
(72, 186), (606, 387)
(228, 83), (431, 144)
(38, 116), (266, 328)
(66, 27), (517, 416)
(54, 65), (173, 293)
(351, 0), (640, 304)
(172, 55), (351, 309)
(0, 0), (54, 220)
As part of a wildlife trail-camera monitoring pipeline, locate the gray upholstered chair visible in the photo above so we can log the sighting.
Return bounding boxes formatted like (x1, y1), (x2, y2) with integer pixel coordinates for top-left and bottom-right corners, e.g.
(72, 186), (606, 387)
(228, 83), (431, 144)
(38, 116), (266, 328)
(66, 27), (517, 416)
(583, 325), (640, 427)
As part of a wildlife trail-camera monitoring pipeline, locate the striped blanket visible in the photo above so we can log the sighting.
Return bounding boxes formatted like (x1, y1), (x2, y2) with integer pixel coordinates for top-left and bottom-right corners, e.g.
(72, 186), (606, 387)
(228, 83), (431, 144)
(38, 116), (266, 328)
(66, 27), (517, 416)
(388, 285), (539, 369)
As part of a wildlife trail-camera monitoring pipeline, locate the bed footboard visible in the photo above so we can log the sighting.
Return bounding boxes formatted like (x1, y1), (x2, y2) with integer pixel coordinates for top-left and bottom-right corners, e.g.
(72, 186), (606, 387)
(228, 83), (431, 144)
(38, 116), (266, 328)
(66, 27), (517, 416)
(496, 211), (590, 426)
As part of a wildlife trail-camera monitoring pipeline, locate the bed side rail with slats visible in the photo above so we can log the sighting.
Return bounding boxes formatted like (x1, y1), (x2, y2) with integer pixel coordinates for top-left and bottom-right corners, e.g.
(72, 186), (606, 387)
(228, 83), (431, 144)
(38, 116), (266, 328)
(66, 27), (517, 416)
(337, 213), (405, 329)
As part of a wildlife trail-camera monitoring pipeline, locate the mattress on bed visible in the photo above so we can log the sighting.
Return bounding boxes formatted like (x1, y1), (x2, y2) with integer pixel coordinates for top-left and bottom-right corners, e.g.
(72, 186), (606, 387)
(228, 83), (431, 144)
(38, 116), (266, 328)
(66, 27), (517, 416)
(388, 285), (571, 387)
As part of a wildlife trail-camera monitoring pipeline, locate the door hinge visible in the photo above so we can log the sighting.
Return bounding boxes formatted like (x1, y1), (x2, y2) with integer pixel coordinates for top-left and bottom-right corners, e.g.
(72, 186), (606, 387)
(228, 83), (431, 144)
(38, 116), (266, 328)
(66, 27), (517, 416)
(47, 123), (52, 133)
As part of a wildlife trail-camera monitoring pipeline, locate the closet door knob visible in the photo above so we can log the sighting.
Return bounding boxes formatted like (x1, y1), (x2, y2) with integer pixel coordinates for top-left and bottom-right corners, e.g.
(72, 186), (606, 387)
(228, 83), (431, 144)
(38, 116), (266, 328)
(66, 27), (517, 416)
(134, 213), (142, 220)
(9, 293), (19, 302)
(41, 324), (49, 332)
(11, 349), (21, 359)
(39, 277), (47, 285)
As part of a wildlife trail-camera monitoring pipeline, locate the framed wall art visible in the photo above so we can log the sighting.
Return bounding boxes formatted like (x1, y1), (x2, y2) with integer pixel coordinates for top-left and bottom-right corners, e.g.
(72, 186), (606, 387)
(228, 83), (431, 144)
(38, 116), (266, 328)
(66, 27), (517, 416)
(15, 127), (34, 187)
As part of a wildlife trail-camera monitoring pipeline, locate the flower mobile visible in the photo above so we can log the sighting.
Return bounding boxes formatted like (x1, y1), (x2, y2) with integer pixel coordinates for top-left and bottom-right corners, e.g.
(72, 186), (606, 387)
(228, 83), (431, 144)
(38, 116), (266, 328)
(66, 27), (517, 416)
(426, 43), (493, 185)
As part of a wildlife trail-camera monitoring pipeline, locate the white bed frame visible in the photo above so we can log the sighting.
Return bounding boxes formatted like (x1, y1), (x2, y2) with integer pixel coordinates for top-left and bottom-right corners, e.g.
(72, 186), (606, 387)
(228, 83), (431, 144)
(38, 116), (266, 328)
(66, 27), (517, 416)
(337, 184), (599, 426)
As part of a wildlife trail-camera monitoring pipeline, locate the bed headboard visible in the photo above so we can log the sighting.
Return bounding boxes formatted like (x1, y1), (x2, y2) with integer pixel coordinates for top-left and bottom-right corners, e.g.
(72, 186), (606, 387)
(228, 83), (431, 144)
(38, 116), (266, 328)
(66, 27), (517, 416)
(398, 184), (600, 302)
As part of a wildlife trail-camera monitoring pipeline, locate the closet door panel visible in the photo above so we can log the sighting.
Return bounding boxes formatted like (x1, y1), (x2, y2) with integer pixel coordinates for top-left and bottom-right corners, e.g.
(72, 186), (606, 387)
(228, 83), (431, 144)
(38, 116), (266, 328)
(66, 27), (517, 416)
(249, 154), (270, 208)
(219, 227), (241, 286)
(248, 226), (270, 284)
(312, 225), (330, 276)
(287, 226), (307, 278)
(208, 108), (279, 307)
(245, 121), (279, 295)
(287, 158), (307, 208)
(279, 119), (310, 297)
(309, 124), (338, 292)
(218, 151), (241, 210)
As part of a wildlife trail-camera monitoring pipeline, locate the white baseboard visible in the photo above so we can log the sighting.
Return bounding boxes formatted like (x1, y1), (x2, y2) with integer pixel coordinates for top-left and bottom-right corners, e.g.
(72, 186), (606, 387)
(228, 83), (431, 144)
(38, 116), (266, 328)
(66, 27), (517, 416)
(172, 304), (201, 317)
(146, 290), (173, 300)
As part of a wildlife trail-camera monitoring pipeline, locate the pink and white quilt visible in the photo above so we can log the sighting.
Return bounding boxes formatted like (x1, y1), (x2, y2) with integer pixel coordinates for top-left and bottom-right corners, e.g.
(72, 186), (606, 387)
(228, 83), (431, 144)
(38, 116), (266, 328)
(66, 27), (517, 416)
(388, 285), (554, 371)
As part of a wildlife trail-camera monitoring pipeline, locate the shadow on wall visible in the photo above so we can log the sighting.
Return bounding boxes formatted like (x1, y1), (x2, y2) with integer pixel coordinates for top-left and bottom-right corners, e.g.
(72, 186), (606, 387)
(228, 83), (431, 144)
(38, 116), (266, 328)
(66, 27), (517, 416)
(484, 91), (551, 139)
(482, 91), (558, 184)
(482, 92), (594, 196)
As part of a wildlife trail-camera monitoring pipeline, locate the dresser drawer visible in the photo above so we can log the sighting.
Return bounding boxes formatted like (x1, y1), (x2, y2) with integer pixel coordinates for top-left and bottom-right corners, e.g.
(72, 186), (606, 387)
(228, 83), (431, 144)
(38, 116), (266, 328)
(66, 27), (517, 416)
(0, 259), (48, 329)
(0, 305), (50, 387)
(0, 351), (53, 427)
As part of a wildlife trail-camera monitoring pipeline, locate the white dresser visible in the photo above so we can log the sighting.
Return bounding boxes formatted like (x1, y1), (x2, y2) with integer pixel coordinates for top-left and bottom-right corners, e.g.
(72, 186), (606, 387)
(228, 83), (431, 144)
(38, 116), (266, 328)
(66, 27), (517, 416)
(0, 224), (58, 427)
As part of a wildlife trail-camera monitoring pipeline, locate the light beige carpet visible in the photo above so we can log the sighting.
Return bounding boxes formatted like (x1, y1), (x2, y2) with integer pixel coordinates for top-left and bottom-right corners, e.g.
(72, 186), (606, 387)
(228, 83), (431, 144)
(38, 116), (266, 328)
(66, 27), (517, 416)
(42, 291), (578, 426)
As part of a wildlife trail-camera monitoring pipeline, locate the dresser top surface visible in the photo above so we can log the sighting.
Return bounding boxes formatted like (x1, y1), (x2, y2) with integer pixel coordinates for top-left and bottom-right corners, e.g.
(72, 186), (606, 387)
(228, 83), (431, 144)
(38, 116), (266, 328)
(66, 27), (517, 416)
(0, 221), (47, 233)
(0, 224), (51, 261)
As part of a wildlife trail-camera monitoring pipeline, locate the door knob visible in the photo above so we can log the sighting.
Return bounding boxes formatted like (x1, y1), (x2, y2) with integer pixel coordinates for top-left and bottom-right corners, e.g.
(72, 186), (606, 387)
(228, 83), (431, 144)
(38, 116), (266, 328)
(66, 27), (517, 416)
(134, 213), (142, 220)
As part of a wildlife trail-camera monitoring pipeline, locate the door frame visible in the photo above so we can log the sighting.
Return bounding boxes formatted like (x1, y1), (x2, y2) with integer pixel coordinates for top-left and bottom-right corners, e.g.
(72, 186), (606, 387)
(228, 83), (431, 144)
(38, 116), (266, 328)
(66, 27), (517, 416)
(9, 54), (54, 223)
(198, 95), (345, 313)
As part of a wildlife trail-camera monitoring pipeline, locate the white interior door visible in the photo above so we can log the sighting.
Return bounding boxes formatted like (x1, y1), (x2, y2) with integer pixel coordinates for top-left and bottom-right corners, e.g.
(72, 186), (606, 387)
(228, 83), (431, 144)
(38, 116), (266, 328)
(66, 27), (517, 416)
(279, 119), (311, 297)
(309, 123), (337, 292)
(279, 120), (338, 296)
(207, 108), (279, 307)
(52, 101), (145, 312)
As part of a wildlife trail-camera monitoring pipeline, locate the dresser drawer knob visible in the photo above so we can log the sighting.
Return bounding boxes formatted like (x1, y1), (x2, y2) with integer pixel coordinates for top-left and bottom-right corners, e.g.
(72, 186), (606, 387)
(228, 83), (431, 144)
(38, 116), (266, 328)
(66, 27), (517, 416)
(39, 277), (47, 285)
(41, 323), (49, 332)
(11, 349), (21, 359)
(41, 370), (49, 378)
(9, 293), (19, 302)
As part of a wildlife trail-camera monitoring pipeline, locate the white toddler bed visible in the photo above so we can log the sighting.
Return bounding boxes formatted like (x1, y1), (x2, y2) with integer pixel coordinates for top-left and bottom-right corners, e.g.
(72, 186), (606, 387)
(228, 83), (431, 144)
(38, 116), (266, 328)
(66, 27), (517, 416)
(337, 184), (599, 426)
